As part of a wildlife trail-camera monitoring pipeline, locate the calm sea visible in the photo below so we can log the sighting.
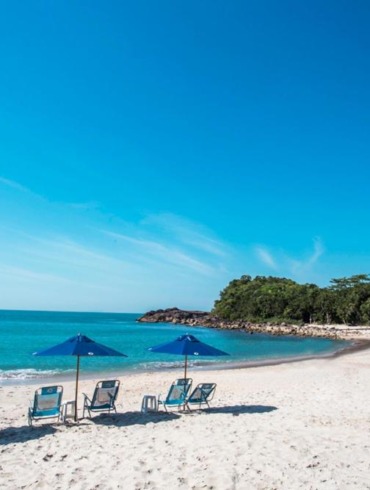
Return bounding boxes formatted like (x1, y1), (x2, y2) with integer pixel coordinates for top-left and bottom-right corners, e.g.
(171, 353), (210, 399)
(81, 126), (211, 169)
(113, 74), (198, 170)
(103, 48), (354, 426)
(0, 310), (349, 384)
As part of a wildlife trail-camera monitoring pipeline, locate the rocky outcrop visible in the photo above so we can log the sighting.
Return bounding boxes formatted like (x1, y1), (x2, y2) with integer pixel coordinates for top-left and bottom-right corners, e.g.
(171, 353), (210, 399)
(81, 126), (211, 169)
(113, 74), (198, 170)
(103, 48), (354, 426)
(137, 307), (210, 324)
(137, 308), (370, 341)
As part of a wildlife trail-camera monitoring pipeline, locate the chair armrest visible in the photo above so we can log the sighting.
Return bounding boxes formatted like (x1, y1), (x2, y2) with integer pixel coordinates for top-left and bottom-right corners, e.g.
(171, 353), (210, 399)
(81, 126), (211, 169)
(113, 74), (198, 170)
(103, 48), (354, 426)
(59, 405), (65, 423)
(28, 400), (34, 416)
(82, 393), (91, 405)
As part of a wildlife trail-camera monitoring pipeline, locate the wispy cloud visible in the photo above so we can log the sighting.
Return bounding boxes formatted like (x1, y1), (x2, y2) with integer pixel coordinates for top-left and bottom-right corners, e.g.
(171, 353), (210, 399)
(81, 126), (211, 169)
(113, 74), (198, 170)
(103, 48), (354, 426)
(66, 201), (101, 211)
(17, 235), (132, 272)
(0, 264), (73, 285)
(255, 238), (325, 281)
(141, 213), (228, 257)
(0, 202), (234, 310)
(290, 238), (324, 274)
(102, 230), (217, 276)
(0, 176), (46, 202)
(93, 212), (233, 279)
(255, 246), (278, 270)
(0, 176), (31, 193)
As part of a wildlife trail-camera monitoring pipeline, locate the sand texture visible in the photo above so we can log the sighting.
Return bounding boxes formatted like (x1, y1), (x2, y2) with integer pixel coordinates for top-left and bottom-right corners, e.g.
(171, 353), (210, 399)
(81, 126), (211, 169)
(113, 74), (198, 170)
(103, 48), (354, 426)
(1, 348), (370, 489)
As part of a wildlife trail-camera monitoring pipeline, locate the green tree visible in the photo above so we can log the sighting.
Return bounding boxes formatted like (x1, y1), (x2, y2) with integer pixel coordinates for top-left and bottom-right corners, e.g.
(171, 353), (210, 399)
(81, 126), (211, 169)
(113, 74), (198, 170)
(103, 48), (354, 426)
(212, 273), (370, 325)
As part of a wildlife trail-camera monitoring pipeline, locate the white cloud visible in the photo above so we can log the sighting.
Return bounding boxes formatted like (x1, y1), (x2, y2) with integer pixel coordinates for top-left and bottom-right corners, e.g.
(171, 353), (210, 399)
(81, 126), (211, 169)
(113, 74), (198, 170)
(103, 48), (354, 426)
(66, 201), (101, 211)
(255, 246), (278, 270)
(0, 198), (235, 310)
(290, 238), (324, 275)
(15, 234), (132, 274)
(0, 176), (47, 202)
(141, 213), (228, 257)
(102, 230), (217, 276)
(0, 264), (73, 285)
(310, 237), (325, 265)
(0, 176), (31, 193)
(254, 238), (325, 282)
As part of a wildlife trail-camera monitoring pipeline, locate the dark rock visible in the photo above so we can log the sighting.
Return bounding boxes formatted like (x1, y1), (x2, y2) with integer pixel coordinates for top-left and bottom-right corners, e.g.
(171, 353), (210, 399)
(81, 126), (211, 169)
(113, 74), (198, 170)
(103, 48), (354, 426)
(136, 308), (344, 339)
(137, 308), (210, 324)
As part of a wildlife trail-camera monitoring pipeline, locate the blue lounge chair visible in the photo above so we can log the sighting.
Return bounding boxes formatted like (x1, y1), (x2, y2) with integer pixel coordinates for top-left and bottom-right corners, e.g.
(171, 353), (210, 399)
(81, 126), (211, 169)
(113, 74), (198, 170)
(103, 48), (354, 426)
(83, 380), (120, 418)
(28, 385), (64, 426)
(186, 383), (217, 410)
(157, 378), (192, 412)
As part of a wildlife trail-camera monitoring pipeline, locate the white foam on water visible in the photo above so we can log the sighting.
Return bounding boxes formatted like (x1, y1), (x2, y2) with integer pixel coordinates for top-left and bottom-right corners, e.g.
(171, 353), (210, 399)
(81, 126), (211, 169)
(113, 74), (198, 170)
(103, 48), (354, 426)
(0, 368), (62, 380)
(135, 359), (216, 371)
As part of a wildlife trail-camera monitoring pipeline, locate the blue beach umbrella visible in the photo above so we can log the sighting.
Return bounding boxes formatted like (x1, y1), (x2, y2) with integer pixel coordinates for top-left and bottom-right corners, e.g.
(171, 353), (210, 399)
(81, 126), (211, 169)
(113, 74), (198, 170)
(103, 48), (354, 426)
(148, 334), (229, 379)
(33, 334), (127, 421)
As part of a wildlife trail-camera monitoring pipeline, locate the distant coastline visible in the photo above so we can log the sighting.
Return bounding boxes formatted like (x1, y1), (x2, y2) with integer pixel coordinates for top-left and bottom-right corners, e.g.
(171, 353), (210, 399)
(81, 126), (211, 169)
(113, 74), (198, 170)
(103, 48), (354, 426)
(137, 307), (370, 341)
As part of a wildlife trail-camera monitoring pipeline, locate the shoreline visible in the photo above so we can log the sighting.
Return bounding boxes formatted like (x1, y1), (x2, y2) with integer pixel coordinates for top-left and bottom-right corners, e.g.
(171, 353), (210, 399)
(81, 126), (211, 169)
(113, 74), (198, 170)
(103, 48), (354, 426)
(138, 308), (370, 341)
(3, 337), (369, 388)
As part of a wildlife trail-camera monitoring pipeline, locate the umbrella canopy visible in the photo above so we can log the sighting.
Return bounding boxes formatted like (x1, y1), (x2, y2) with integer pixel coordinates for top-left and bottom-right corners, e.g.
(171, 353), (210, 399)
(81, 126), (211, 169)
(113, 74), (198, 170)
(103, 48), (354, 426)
(33, 334), (127, 421)
(148, 334), (229, 379)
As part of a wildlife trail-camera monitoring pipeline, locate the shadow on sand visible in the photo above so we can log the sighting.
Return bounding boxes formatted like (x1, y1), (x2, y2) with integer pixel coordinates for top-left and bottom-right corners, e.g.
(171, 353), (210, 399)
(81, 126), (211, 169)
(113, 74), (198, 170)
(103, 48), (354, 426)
(0, 424), (57, 445)
(198, 404), (278, 415)
(0, 405), (277, 443)
(89, 410), (181, 427)
(89, 404), (277, 424)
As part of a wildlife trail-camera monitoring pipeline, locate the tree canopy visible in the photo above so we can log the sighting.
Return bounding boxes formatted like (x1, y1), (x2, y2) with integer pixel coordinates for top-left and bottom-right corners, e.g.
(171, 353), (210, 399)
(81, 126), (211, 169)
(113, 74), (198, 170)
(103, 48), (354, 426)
(212, 274), (370, 325)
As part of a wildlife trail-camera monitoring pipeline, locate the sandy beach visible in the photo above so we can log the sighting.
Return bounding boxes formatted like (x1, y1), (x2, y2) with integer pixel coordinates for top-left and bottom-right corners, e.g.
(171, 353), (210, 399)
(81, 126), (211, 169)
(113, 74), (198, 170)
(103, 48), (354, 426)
(1, 346), (370, 490)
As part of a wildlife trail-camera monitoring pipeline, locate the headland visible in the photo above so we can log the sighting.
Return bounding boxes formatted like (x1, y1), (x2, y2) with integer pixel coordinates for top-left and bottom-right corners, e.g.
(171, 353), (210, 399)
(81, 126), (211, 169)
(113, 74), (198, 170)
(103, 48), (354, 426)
(138, 307), (370, 341)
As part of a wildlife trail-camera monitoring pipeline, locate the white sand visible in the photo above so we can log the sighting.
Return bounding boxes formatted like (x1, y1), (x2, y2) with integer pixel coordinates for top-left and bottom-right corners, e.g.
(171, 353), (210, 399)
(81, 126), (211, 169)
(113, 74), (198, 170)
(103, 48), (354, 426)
(1, 348), (370, 489)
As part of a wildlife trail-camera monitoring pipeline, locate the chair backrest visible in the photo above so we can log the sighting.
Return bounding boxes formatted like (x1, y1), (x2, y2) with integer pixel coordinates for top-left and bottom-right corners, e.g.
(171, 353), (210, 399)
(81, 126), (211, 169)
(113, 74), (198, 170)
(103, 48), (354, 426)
(165, 378), (192, 404)
(91, 380), (120, 408)
(32, 385), (63, 414)
(188, 383), (216, 404)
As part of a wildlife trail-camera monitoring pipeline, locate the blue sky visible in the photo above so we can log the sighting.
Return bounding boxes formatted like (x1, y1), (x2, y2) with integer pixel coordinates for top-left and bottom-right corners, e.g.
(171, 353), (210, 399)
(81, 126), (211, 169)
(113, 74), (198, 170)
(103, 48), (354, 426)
(1, 1), (369, 312)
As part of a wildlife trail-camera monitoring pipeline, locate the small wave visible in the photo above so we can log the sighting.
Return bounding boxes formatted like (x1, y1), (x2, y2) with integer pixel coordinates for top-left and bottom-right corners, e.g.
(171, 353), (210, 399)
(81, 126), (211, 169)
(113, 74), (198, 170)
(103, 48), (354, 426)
(0, 368), (63, 380)
(136, 359), (216, 371)
(136, 361), (184, 370)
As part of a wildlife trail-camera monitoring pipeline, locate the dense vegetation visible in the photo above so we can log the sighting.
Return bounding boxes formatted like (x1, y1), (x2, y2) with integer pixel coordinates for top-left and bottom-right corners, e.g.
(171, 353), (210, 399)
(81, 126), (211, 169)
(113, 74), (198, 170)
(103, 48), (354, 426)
(212, 274), (370, 325)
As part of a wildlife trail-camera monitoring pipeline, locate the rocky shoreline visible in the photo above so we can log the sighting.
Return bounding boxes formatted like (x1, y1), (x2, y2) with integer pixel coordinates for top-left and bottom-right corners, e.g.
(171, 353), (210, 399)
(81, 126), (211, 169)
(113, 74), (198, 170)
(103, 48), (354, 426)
(137, 307), (370, 341)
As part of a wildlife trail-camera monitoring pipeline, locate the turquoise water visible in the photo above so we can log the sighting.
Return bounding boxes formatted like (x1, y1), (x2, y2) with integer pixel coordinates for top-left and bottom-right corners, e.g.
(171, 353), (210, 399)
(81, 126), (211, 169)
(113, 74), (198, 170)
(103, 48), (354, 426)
(0, 310), (349, 383)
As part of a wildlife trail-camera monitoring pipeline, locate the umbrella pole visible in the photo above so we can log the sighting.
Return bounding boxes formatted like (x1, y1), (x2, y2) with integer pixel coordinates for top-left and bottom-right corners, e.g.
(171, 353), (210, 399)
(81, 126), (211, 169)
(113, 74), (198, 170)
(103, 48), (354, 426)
(74, 355), (80, 422)
(184, 354), (187, 381)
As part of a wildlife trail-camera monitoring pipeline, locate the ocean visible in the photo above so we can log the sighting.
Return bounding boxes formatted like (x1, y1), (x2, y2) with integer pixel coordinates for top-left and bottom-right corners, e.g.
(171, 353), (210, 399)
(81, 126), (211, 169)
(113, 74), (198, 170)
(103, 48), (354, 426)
(0, 310), (349, 383)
